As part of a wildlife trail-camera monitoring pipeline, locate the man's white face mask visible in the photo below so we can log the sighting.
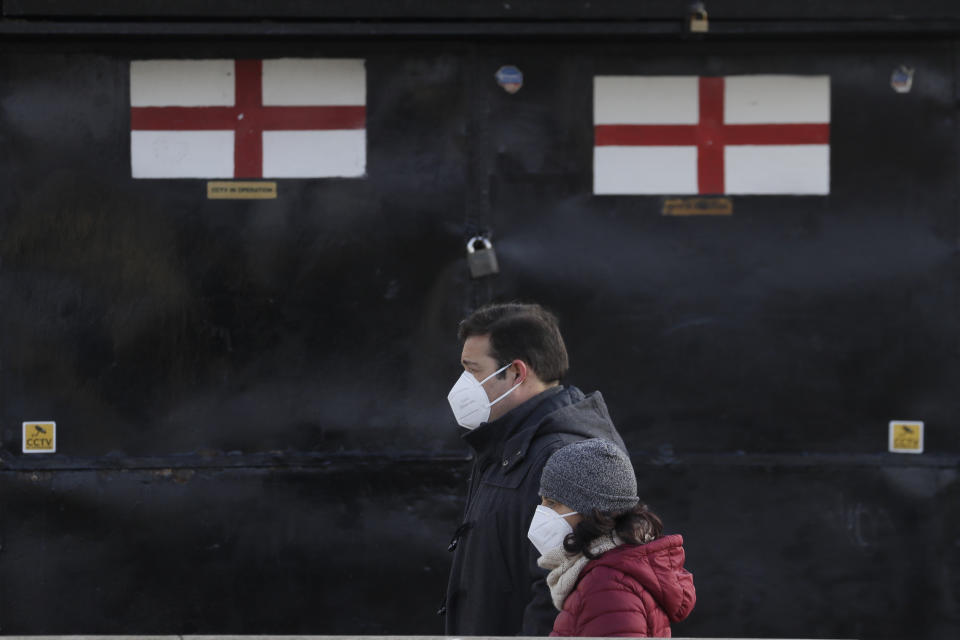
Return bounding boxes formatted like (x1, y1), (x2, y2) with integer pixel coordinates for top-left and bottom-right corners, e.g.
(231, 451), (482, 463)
(527, 505), (579, 556)
(447, 362), (520, 429)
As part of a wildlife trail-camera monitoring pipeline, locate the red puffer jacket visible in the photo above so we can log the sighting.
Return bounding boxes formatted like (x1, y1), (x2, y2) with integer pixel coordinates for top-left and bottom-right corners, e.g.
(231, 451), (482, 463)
(551, 534), (696, 638)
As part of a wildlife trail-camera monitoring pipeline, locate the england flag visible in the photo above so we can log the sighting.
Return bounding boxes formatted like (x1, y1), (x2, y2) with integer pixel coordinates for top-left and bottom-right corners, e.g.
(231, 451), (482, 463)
(594, 75), (831, 195)
(130, 58), (366, 179)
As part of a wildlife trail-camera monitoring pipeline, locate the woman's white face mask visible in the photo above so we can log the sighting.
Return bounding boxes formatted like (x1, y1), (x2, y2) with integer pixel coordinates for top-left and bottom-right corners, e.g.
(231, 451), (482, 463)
(527, 505), (579, 556)
(447, 362), (520, 429)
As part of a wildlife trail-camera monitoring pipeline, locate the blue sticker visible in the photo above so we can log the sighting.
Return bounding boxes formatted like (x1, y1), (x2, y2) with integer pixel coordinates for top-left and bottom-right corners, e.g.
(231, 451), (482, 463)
(891, 65), (914, 94)
(495, 65), (524, 94)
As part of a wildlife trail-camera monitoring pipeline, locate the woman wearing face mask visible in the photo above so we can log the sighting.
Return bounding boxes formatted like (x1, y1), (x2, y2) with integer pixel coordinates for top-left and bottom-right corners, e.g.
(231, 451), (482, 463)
(527, 438), (696, 637)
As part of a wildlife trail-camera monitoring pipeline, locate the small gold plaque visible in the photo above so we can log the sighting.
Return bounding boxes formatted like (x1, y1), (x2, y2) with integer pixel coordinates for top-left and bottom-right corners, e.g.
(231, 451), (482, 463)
(662, 197), (733, 217)
(207, 181), (278, 200)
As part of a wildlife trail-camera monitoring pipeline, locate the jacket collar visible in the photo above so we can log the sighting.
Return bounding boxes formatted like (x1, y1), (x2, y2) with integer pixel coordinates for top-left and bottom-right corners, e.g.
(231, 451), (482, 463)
(461, 385), (569, 464)
(581, 534), (694, 623)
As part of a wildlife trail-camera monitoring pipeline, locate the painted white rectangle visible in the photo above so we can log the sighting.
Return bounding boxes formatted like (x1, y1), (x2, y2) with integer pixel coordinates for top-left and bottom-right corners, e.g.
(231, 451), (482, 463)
(130, 59), (235, 107)
(724, 75), (830, 124)
(594, 76), (699, 125)
(131, 130), (235, 178)
(262, 130), (366, 178)
(724, 145), (830, 195)
(594, 146), (698, 195)
(262, 58), (366, 106)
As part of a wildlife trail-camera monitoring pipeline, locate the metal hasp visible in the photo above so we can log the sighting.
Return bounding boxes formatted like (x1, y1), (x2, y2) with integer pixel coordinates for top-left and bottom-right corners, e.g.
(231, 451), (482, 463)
(688, 2), (709, 33)
(466, 235), (499, 278)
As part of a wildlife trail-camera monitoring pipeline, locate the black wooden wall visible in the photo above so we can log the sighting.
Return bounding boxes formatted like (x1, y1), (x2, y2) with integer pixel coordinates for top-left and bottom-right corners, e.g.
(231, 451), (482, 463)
(1, 3), (959, 639)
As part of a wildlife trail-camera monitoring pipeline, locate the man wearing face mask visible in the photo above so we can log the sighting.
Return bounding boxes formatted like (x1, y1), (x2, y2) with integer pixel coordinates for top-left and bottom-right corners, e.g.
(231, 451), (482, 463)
(442, 302), (628, 636)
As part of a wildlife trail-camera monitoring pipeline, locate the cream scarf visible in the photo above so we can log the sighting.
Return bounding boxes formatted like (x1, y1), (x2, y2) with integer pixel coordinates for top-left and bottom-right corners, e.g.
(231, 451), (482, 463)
(537, 533), (624, 611)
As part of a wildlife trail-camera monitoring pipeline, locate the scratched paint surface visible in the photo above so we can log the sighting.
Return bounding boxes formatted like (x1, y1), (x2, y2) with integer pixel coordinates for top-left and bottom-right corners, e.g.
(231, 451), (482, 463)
(0, 36), (959, 640)
(1, 461), (956, 638)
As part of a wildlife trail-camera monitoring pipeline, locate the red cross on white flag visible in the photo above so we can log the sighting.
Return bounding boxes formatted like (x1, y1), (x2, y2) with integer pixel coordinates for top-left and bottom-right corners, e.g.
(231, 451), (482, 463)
(594, 75), (830, 195)
(130, 58), (366, 179)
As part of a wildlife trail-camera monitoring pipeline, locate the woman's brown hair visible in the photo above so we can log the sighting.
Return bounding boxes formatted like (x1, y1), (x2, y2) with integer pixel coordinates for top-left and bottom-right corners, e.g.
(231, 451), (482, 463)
(563, 503), (664, 559)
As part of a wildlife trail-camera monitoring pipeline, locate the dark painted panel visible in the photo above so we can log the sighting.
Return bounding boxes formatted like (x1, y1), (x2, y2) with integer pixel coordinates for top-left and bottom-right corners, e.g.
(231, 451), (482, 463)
(1, 459), (957, 638)
(4, 21), (960, 40)
(472, 40), (960, 455)
(0, 461), (466, 634)
(3, 41), (957, 459)
(0, 36), (958, 640)
(5, 0), (960, 21)
(0, 45), (471, 458)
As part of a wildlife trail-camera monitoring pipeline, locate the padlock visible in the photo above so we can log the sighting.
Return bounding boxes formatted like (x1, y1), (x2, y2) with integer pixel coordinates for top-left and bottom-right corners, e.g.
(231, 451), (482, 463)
(466, 236), (500, 279)
(688, 2), (709, 33)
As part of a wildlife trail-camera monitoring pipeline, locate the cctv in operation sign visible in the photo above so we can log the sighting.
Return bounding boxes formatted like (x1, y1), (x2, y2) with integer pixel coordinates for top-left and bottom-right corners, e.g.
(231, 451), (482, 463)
(23, 421), (56, 453)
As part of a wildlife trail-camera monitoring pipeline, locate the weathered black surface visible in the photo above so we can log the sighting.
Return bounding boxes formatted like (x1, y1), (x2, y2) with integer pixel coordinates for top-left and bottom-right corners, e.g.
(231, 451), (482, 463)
(2, 458), (957, 638)
(5, 0), (960, 21)
(5, 1), (960, 38)
(0, 25), (958, 640)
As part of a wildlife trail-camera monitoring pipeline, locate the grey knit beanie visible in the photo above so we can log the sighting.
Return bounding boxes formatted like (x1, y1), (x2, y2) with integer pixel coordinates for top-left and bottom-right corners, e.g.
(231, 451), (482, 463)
(540, 438), (639, 515)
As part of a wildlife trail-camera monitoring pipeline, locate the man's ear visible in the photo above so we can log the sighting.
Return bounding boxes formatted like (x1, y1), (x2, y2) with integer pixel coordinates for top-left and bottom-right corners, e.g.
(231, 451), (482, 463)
(512, 360), (529, 384)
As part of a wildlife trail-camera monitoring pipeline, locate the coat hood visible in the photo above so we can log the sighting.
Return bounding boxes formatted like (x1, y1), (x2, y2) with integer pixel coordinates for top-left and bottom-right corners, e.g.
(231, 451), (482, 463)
(462, 386), (627, 469)
(536, 387), (625, 443)
(583, 534), (696, 624)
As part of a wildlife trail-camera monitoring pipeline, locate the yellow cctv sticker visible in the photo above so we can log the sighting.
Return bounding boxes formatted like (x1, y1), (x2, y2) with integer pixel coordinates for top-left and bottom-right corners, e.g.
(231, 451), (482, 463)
(22, 422), (56, 453)
(889, 420), (923, 454)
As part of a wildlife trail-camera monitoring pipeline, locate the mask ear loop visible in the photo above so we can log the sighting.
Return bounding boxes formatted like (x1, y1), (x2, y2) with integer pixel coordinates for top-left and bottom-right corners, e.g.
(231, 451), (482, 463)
(535, 505), (579, 520)
(478, 362), (514, 385)
(485, 362), (524, 407)
(488, 381), (520, 406)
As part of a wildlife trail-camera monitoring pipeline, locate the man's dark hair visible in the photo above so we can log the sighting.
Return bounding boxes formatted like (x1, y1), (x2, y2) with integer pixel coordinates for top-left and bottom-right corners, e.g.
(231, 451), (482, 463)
(457, 302), (569, 383)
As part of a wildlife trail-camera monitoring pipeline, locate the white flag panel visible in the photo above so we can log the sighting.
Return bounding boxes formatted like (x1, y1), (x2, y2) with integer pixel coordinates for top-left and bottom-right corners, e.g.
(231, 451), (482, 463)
(130, 60), (236, 107)
(594, 76), (700, 125)
(594, 146), (698, 195)
(261, 58), (366, 106)
(724, 75), (830, 124)
(262, 130), (366, 178)
(131, 131), (234, 178)
(725, 145), (830, 195)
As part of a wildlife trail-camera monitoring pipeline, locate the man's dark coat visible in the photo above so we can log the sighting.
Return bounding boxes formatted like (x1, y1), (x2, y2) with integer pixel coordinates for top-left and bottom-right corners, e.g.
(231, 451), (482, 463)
(443, 385), (628, 636)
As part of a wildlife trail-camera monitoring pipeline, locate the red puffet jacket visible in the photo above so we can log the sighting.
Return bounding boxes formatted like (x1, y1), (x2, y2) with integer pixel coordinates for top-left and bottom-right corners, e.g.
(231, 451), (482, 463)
(551, 534), (696, 638)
